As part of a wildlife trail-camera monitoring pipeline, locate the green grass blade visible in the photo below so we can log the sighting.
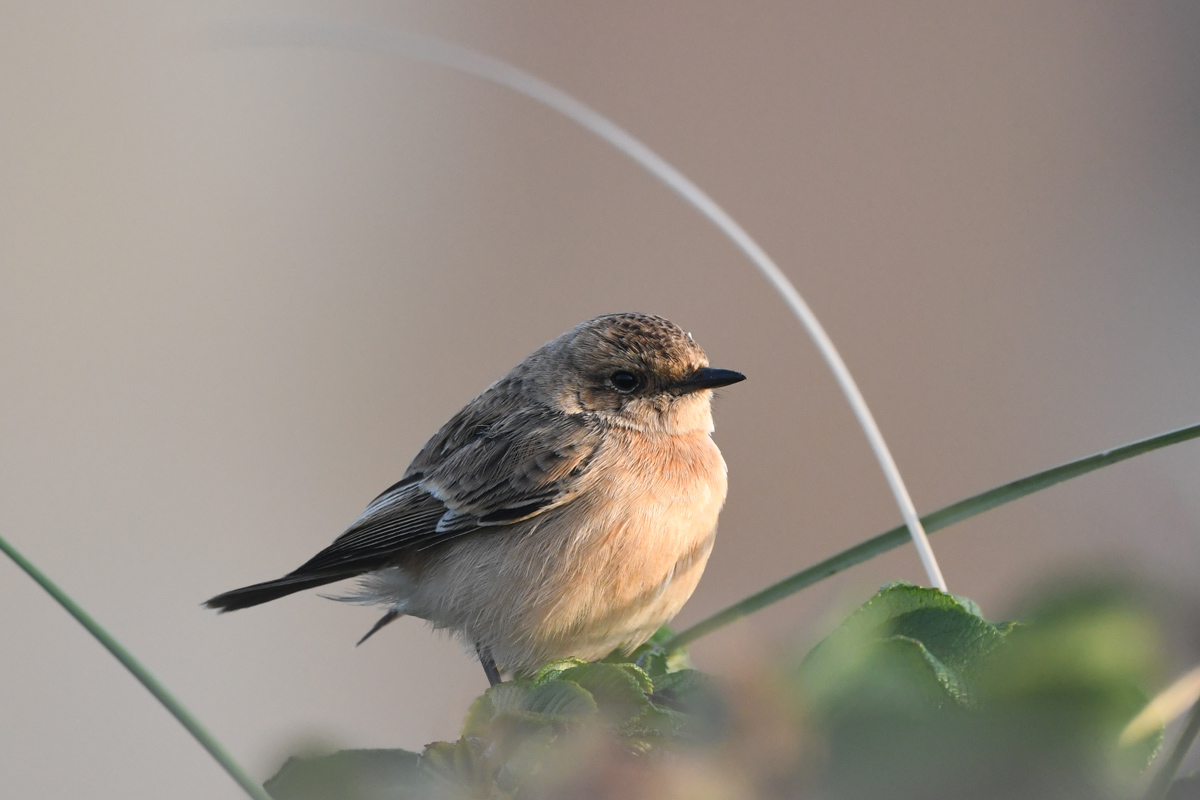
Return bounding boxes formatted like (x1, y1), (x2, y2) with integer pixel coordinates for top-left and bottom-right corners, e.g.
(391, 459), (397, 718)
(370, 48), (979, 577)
(0, 534), (272, 800)
(665, 421), (1200, 652)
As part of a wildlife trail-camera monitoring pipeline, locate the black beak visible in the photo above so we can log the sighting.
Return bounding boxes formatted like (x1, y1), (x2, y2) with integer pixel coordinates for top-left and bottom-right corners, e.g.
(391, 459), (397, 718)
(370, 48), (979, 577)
(674, 367), (746, 394)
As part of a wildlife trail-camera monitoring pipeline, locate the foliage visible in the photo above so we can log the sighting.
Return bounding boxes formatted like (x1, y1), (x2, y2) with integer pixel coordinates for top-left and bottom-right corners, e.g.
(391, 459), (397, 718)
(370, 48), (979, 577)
(266, 630), (724, 800)
(266, 582), (1171, 800)
(799, 583), (1164, 800)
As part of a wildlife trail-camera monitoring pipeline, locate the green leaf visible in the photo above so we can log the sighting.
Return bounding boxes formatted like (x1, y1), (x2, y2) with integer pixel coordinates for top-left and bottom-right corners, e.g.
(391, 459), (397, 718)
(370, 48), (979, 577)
(887, 611), (1011, 706)
(861, 635), (966, 709)
(606, 626), (692, 679)
(802, 583), (1012, 709)
(462, 682), (523, 738)
(522, 681), (600, 720)
(265, 749), (422, 800)
(556, 663), (653, 724)
(462, 677), (598, 739)
(532, 658), (588, 685)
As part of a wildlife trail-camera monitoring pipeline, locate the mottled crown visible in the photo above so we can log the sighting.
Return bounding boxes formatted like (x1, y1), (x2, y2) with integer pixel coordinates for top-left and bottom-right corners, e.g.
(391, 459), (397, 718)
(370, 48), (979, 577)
(563, 313), (709, 384)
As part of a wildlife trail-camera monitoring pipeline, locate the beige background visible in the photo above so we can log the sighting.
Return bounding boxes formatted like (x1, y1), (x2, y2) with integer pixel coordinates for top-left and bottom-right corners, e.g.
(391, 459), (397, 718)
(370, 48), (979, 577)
(3, 2), (1200, 797)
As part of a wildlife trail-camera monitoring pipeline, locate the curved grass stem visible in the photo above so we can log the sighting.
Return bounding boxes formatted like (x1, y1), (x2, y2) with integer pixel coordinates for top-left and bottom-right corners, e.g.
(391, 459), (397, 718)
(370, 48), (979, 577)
(664, 421), (1200, 652)
(208, 17), (946, 592)
(0, 534), (271, 800)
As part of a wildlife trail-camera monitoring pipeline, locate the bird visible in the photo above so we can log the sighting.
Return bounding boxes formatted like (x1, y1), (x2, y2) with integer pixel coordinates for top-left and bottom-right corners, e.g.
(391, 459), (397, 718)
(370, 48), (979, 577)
(205, 312), (744, 685)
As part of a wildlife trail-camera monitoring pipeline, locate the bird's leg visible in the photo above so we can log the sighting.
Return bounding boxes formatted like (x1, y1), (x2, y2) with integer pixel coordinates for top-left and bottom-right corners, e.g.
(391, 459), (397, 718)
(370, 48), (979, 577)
(477, 644), (502, 686)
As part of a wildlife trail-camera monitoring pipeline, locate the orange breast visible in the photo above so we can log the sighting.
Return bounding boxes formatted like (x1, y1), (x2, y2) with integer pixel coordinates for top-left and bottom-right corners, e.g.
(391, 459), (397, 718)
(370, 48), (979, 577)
(527, 427), (728, 659)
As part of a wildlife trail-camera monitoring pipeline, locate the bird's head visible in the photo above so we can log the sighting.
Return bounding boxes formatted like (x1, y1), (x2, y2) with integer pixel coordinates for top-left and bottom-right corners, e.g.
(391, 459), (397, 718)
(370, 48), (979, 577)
(527, 312), (745, 434)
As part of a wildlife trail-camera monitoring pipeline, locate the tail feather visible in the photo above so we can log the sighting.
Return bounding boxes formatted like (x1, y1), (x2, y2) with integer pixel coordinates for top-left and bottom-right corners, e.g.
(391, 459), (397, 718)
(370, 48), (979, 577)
(204, 572), (357, 612)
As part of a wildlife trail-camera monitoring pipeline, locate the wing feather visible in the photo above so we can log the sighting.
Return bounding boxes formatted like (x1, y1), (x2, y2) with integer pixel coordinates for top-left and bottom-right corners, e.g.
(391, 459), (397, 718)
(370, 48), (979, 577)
(280, 404), (601, 571)
(423, 408), (601, 534)
(206, 388), (603, 611)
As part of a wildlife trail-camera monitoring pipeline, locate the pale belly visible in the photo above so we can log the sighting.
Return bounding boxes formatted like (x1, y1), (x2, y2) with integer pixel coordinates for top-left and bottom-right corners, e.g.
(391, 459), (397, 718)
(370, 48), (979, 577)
(374, 429), (728, 675)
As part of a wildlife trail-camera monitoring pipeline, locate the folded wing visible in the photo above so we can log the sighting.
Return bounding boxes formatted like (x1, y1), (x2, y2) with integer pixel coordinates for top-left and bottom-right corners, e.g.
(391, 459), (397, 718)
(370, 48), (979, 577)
(205, 404), (601, 612)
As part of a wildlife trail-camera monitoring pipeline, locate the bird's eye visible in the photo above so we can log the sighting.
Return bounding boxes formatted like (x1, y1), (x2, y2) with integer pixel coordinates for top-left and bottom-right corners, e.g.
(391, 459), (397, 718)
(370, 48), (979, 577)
(609, 371), (642, 393)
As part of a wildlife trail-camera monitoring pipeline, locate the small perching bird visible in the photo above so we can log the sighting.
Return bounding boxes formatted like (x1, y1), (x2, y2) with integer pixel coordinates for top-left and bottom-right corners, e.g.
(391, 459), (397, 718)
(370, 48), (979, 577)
(206, 313), (744, 684)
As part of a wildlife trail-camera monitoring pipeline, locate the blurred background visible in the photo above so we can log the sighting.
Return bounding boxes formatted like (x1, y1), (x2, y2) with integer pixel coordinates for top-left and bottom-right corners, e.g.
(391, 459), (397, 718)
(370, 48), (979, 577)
(2, 2), (1200, 797)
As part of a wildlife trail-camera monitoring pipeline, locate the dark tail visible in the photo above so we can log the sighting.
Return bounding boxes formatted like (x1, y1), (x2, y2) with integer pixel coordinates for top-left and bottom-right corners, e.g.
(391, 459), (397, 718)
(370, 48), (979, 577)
(204, 572), (355, 612)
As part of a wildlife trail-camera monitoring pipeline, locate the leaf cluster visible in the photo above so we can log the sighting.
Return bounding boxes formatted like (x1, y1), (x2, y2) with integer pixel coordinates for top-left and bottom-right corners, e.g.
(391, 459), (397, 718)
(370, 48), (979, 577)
(266, 631), (723, 799)
(267, 582), (1171, 800)
(799, 582), (1165, 800)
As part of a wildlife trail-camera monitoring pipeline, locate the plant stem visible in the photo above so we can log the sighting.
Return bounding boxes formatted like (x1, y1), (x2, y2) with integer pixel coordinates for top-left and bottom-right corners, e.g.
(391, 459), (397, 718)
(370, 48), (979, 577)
(1145, 700), (1200, 800)
(664, 421), (1200, 652)
(0, 533), (272, 800)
